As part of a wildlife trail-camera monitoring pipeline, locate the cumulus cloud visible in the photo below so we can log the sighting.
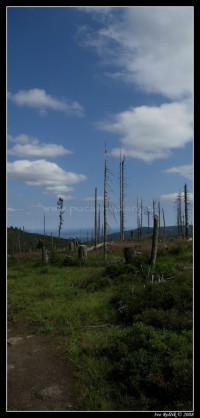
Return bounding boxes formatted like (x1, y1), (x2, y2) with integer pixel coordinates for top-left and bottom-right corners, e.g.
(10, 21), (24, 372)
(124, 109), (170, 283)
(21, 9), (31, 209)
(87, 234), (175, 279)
(162, 164), (193, 180)
(77, 6), (193, 100)
(97, 101), (193, 163)
(7, 159), (87, 197)
(9, 88), (85, 117)
(8, 134), (72, 158)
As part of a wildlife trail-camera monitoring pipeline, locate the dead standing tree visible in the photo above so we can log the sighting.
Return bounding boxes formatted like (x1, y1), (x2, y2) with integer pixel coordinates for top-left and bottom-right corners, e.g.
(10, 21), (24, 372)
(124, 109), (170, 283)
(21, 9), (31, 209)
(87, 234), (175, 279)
(119, 152), (126, 242)
(103, 143), (116, 260)
(150, 214), (159, 267)
(184, 183), (189, 239)
(94, 187), (98, 247)
(175, 191), (183, 237)
(57, 197), (64, 241)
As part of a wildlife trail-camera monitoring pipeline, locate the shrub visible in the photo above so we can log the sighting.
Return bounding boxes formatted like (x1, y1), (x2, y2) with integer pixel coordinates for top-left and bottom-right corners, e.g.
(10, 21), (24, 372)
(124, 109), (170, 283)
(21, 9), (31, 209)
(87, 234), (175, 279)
(110, 275), (193, 327)
(105, 263), (136, 278)
(100, 323), (193, 410)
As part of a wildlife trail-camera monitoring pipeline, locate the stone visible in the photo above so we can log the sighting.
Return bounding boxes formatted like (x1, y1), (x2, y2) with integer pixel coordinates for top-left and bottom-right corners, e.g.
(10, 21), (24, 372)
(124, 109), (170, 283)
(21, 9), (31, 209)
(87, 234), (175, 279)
(7, 337), (23, 346)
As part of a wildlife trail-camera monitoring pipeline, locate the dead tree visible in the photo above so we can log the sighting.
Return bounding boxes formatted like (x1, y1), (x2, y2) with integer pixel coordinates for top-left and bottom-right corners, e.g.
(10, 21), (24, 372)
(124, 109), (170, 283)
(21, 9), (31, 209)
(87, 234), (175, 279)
(119, 152), (125, 242)
(176, 191), (183, 237)
(158, 200), (161, 237)
(137, 196), (141, 239)
(140, 198), (143, 239)
(103, 143), (116, 260)
(104, 145), (108, 260)
(162, 208), (166, 237)
(57, 197), (64, 240)
(97, 204), (101, 243)
(94, 187), (98, 247)
(184, 183), (189, 239)
(150, 215), (159, 267)
(121, 155), (125, 241)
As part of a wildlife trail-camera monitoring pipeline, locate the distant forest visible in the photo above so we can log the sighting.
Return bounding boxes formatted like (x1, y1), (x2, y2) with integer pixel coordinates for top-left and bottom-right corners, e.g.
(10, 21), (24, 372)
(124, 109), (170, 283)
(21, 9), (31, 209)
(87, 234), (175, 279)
(7, 225), (193, 255)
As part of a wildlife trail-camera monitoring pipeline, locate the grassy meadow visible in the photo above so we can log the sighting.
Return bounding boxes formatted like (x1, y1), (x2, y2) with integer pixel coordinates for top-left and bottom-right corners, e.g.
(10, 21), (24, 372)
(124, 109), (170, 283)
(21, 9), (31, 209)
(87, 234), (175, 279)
(7, 238), (193, 411)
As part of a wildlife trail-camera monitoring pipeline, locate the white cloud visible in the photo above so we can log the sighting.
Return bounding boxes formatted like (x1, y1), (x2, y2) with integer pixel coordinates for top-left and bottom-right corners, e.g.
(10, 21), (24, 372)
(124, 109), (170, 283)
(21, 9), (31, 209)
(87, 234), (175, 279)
(97, 101), (193, 163)
(77, 6), (193, 100)
(160, 192), (193, 201)
(8, 134), (73, 158)
(162, 164), (193, 180)
(9, 88), (85, 117)
(56, 194), (73, 201)
(7, 207), (23, 212)
(83, 196), (104, 201)
(7, 159), (87, 197)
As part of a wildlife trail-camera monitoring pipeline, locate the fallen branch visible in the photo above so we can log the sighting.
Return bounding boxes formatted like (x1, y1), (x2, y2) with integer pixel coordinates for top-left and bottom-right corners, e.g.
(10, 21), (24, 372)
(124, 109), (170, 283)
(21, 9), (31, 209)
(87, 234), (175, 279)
(75, 323), (118, 329)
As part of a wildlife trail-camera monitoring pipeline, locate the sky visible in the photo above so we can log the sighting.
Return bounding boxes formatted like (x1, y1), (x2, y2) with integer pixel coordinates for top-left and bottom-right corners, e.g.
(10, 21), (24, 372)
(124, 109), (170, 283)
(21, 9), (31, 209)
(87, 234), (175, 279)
(7, 6), (194, 235)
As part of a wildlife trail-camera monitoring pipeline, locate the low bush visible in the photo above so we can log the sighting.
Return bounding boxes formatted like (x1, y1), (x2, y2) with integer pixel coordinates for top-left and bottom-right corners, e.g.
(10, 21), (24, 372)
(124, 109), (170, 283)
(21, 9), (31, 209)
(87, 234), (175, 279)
(99, 323), (192, 410)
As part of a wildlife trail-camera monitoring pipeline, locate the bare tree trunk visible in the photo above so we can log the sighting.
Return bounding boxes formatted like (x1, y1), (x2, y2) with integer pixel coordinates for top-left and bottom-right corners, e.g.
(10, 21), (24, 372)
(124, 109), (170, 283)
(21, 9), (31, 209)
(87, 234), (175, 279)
(184, 183), (189, 239)
(97, 204), (100, 243)
(140, 198), (143, 239)
(94, 187), (97, 247)
(122, 156), (125, 241)
(150, 215), (159, 266)
(120, 150), (122, 242)
(104, 145), (107, 260)
(43, 211), (46, 248)
(147, 210), (150, 237)
(158, 200), (160, 237)
(162, 208), (166, 236)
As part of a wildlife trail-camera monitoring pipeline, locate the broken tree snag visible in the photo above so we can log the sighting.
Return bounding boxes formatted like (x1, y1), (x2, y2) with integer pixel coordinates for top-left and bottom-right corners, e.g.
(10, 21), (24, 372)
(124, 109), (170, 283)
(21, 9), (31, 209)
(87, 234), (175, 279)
(124, 247), (137, 264)
(78, 245), (87, 259)
(150, 214), (159, 266)
(42, 247), (49, 264)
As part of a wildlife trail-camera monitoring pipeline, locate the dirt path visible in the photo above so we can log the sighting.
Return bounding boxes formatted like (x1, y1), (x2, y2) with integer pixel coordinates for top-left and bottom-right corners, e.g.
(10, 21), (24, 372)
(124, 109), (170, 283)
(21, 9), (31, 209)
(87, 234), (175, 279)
(7, 323), (79, 411)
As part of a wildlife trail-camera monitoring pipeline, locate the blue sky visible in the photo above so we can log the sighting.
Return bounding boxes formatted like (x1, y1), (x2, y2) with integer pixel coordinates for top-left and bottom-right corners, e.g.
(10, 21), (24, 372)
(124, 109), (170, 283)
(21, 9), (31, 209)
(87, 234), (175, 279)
(7, 6), (193, 234)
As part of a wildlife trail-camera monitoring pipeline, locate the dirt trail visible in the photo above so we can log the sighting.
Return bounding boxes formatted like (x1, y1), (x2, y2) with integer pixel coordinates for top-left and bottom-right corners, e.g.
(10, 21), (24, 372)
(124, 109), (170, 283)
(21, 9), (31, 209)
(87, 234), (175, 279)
(7, 323), (79, 411)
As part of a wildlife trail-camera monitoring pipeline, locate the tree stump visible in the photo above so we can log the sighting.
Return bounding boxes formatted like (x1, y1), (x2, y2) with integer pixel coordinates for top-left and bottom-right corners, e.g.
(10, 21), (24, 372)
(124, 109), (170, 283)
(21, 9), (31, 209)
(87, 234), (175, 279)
(42, 247), (49, 264)
(68, 240), (74, 253)
(78, 245), (87, 259)
(124, 247), (137, 264)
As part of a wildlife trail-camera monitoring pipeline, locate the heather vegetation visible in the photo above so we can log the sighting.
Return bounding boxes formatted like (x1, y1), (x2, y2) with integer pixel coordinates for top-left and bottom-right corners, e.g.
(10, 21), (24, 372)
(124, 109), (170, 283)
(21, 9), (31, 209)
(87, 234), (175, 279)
(7, 237), (193, 411)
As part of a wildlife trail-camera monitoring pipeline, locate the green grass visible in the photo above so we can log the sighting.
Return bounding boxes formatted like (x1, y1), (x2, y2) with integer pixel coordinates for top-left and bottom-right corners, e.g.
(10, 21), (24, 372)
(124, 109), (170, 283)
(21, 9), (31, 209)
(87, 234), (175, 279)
(7, 239), (193, 411)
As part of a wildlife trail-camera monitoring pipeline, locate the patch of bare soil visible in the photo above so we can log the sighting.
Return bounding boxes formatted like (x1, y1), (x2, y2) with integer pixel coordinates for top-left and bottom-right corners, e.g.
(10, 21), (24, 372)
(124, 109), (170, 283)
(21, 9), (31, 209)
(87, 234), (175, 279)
(7, 323), (79, 411)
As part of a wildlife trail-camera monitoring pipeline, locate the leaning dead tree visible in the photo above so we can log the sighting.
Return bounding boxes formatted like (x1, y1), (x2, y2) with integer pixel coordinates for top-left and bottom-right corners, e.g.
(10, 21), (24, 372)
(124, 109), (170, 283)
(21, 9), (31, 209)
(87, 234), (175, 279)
(150, 214), (159, 267)
(162, 207), (166, 236)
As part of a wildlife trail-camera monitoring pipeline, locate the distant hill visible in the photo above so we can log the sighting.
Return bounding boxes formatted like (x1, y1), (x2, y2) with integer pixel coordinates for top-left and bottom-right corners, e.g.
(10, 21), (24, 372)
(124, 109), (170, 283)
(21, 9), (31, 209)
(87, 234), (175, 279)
(7, 227), (72, 254)
(107, 225), (193, 241)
